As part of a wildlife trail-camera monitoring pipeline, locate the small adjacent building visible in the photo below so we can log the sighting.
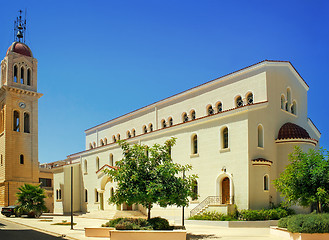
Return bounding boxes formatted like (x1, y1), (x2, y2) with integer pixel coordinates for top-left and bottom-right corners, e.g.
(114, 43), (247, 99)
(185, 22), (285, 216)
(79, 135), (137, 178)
(52, 60), (320, 217)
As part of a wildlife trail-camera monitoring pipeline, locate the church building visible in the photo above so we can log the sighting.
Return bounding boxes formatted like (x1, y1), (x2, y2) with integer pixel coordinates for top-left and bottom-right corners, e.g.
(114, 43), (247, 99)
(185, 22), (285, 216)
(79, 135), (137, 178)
(53, 60), (320, 217)
(0, 13), (42, 207)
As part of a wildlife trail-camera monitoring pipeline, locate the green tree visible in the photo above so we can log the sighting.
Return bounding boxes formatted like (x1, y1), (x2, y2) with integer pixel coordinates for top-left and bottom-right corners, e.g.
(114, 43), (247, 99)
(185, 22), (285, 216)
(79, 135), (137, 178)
(104, 137), (198, 220)
(273, 146), (329, 213)
(16, 183), (47, 217)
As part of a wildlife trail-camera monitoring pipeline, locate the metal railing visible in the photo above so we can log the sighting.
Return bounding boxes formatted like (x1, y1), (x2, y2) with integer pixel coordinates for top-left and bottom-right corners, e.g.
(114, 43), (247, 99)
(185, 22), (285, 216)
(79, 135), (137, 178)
(190, 196), (234, 217)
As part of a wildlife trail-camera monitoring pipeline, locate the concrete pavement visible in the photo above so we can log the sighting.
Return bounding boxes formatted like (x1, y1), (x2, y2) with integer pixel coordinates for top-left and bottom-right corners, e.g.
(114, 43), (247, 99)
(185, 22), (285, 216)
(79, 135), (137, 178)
(0, 212), (285, 240)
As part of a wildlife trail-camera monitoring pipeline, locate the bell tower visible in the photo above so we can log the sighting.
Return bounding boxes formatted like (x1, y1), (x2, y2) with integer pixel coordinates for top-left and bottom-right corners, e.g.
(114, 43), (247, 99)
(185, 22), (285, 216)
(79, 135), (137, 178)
(0, 10), (42, 206)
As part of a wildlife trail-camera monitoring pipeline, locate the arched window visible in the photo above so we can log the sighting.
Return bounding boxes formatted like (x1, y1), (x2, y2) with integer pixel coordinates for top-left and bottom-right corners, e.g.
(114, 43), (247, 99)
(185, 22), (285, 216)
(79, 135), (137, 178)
(216, 102), (222, 113)
(20, 67), (24, 84)
(20, 154), (24, 164)
(168, 117), (173, 127)
(190, 110), (196, 120)
(132, 129), (136, 137)
(207, 105), (214, 115)
(247, 93), (253, 105)
(96, 157), (100, 170)
(182, 112), (188, 123)
(161, 119), (166, 128)
(104, 138), (107, 145)
(192, 180), (198, 200)
(13, 65), (18, 82)
(112, 135), (116, 143)
(281, 95), (286, 110)
(192, 134), (198, 154)
(13, 111), (20, 132)
(149, 123), (153, 132)
(117, 134), (120, 140)
(100, 139), (104, 146)
(291, 101), (297, 115)
(143, 125), (147, 133)
(84, 160), (88, 173)
(258, 124), (264, 148)
(222, 127), (229, 149)
(110, 188), (114, 198)
(127, 130), (131, 138)
(286, 88), (291, 111)
(27, 69), (31, 86)
(24, 112), (30, 133)
(264, 175), (269, 191)
(1, 154), (3, 166)
(85, 189), (88, 202)
(89, 143), (93, 149)
(95, 189), (99, 202)
(236, 96), (243, 108)
(93, 142), (96, 148)
(109, 154), (113, 166)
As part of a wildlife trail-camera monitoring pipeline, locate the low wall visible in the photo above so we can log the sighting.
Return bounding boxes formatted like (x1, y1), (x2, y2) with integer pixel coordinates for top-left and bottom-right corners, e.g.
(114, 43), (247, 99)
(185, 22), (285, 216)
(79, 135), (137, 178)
(270, 226), (329, 240)
(186, 220), (278, 228)
(109, 230), (186, 240)
(85, 227), (114, 237)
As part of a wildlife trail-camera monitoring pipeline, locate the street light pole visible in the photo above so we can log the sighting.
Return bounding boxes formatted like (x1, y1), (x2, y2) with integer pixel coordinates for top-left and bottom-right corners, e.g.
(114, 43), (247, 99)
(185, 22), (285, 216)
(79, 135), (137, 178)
(70, 166), (74, 230)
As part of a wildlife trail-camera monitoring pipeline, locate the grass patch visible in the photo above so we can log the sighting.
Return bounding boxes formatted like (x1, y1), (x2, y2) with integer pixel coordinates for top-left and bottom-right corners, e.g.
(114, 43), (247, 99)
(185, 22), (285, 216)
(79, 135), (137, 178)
(39, 219), (53, 222)
(52, 220), (77, 226)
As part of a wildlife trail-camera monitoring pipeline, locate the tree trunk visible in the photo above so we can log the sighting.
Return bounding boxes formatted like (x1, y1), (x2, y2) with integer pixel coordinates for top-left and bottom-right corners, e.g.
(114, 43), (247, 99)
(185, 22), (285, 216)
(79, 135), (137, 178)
(148, 203), (151, 220)
(317, 201), (322, 213)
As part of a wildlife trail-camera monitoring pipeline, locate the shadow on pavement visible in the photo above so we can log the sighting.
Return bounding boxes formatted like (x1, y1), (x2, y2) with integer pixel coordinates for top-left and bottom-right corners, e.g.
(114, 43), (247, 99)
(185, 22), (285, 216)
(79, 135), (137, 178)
(187, 233), (220, 239)
(0, 229), (64, 240)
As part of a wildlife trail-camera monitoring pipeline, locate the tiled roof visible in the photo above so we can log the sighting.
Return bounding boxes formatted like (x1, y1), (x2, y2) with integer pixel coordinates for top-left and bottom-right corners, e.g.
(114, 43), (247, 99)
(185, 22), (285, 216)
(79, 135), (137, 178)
(277, 122), (311, 140)
(6, 42), (33, 57)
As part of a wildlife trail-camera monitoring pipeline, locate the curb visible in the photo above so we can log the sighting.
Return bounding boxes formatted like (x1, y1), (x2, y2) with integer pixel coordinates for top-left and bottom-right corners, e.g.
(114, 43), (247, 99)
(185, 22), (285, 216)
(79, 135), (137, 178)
(0, 216), (79, 240)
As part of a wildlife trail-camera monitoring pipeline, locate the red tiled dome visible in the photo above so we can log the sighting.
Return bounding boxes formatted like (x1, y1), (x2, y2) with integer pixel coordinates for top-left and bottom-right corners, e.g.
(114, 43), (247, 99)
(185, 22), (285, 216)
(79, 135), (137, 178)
(6, 42), (33, 57)
(277, 122), (311, 140)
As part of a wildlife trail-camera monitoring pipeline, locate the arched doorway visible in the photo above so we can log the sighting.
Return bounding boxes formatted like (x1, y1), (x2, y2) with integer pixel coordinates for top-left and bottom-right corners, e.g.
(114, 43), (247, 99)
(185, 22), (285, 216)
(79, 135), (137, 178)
(221, 177), (230, 204)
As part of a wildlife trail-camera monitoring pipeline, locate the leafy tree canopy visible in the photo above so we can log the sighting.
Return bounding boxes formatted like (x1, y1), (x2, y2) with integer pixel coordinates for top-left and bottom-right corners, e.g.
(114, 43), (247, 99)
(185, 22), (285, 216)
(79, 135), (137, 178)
(16, 183), (47, 214)
(104, 137), (198, 219)
(273, 146), (329, 213)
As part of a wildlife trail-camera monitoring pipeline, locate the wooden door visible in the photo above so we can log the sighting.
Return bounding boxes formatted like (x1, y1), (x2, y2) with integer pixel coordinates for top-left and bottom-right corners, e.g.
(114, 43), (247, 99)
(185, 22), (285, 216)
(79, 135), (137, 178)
(222, 177), (230, 204)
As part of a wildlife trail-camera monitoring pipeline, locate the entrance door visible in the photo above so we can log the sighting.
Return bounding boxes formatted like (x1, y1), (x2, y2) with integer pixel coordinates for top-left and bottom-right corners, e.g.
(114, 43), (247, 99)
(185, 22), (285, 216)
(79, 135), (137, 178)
(221, 177), (230, 204)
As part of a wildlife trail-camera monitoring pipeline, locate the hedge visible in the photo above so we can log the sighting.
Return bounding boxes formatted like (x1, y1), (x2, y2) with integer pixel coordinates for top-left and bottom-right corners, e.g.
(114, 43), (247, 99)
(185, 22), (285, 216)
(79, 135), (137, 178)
(101, 217), (171, 230)
(278, 214), (329, 233)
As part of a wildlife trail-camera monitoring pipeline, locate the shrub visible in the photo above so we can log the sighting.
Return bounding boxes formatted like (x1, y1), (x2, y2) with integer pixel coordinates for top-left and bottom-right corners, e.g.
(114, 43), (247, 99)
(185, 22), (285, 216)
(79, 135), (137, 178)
(278, 215), (292, 228)
(148, 217), (171, 230)
(286, 214), (329, 233)
(239, 208), (290, 221)
(188, 211), (236, 221)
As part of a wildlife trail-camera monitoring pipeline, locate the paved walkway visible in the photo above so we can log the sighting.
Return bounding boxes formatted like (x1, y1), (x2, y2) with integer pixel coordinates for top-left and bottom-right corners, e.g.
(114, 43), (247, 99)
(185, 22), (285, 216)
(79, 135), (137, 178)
(0, 212), (285, 240)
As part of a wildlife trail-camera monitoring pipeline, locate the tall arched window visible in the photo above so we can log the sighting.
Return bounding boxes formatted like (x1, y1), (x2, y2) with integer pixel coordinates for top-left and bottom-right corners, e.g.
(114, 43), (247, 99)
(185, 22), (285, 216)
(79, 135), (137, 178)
(291, 101), (297, 115)
(207, 105), (214, 115)
(168, 117), (173, 126)
(20, 154), (24, 164)
(143, 125), (147, 133)
(236, 96), (243, 108)
(110, 188), (114, 198)
(286, 88), (291, 111)
(264, 175), (269, 191)
(192, 180), (198, 200)
(182, 112), (188, 123)
(161, 119), (166, 128)
(100, 139), (104, 146)
(192, 134), (198, 154)
(24, 112), (30, 133)
(14, 65), (18, 82)
(84, 160), (88, 173)
(258, 124), (264, 148)
(149, 123), (153, 132)
(117, 134), (120, 140)
(216, 102), (222, 113)
(222, 127), (229, 149)
(112, 135), (117, 143)
(109, 154), (113, 166)
(190, 110), (196, 120)
(85, 189), (88, 202)
(95, 189), (99, 202)
(127, 130), (131, 138)
(247, 93), (253, 105)
(89, 143), (93, 149)
(96, 157), (100, 170)
(104, 138), (107, 145)
(13, 110), (20, 132)
(1, 154), (3, 166)
(93, 142), (96, 148)
(281, 95), (286, 110)
(27, 69), (31, 86)
(20, 67), (24, 84)
(132, 129), (136, 137)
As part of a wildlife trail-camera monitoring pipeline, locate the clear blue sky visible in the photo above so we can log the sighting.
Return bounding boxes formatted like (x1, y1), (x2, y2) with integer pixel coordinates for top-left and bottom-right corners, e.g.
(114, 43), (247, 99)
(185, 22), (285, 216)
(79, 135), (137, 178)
(0, 1), (328, 163)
